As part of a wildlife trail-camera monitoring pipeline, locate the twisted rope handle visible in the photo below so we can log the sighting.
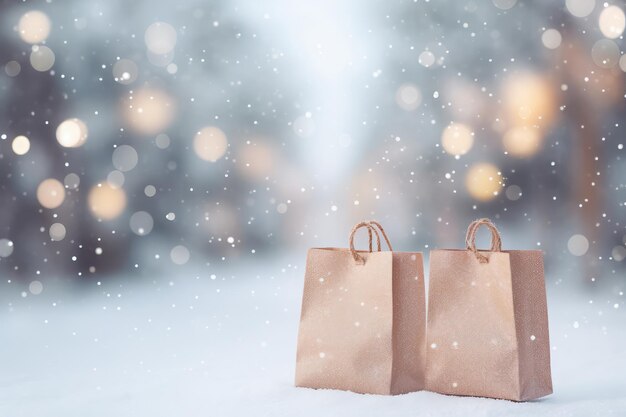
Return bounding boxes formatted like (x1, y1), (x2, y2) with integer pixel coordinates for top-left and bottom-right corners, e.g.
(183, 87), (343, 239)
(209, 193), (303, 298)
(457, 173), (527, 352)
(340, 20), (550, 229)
(367, 220), (393, 252)
(367, 223), (382, 253)
(349, 222), (382, 264)
(465, 218), (502, 263)
(465, 220), (498, 251)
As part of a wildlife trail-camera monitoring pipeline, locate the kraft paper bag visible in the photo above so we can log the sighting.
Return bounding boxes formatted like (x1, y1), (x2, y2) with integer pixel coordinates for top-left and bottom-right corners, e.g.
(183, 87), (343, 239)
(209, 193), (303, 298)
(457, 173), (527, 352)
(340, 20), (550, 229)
(426, 218), (552, 401)
(295, 221), (426, 395)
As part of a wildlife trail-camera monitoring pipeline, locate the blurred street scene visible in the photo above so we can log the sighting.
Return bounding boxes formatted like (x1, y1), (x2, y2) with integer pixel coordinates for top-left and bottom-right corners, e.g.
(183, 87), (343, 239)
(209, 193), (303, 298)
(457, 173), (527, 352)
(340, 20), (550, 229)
(1, 0), (625, 290)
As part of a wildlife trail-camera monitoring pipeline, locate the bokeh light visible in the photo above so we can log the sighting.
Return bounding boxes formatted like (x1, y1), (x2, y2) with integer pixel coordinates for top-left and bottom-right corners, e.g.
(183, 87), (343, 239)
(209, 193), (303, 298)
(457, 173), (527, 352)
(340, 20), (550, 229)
(502, 126), (542, 157)
(599, 5), (625, 39)
(612, 245), (626, 262)
(619, 55), (626, 72)
(276, 203), (288, 214)
(30, 45), (55, 72)
(441, 123), (474, 156)
(123, 88), (176, 135)
(129, 211), (154, 236)
(492, 0), (517, 10)
(112, 145), (139, 172)
(64, 173), (80, 189)
(568, 234), (589, 256)
(49, 223), (67, 241)
(88, 183), (127, 220)
(12, 135), (30, 155)
(155, 133), (171, 149)
(56, 118), (88, 148)
(395, 84), (422, 111)
(36, 178), (66, 209)
(465, 163), (503, 202)
(418, 51), (435, 67)
(170, 245), (190, 265)
(541, 29), (562, 50)
(0, 239), (14, 257)
(505, 184), (523, 201)
(591, 39), (620, 68)
(106, 170), (125, 188)
(193, 126), (228, 162)
(5, 61), (21, 77)
(112, 59), (139, 85)
(502, 72), (556, 128)
(144, 22), (177, 55)
(29, 280), (43, 295)
(566, 0), (595, 18)
(144, 185), (157, 197)
(18, 10), (51, 44)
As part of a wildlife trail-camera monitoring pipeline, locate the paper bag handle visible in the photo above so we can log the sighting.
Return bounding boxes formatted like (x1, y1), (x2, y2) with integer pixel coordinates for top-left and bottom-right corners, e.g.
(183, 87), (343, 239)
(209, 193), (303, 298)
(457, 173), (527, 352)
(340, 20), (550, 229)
(349, 222), (381, 264)
(365, 223), (382, 253)
(367, 220), (393, 252)
(349, 221), (392, 264)
(465, 218), (502, 264)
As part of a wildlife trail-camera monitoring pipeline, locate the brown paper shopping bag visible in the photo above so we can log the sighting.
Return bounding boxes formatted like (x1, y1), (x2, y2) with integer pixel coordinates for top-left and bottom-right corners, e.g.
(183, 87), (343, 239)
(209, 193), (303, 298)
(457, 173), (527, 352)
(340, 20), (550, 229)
(295, 221), (426, 395)
(426, 218), (552, 401)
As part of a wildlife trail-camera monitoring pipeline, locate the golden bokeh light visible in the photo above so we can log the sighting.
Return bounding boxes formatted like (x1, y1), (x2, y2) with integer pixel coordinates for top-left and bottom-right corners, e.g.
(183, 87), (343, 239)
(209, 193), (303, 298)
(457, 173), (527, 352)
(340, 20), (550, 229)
(56, 118), (88, 148)
(12, 135), (30, 155)
(88, 183), (127, 220)
(193, 126), (228, 162)
(599, 5), (625, 39)
(18, 10), (51, 44)
(502, 72), (556, 128)
(502, 126), (542, 157)
(123, 88), (176, 135)
(465, 163), (503, 202)
(441, 122), (474, 156)
(36, 178), (66, 209)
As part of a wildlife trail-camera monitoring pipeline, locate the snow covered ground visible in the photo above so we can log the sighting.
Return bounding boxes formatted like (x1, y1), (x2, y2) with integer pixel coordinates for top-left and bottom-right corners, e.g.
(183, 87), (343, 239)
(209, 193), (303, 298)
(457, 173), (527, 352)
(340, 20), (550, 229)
(1, 257), (625, 417)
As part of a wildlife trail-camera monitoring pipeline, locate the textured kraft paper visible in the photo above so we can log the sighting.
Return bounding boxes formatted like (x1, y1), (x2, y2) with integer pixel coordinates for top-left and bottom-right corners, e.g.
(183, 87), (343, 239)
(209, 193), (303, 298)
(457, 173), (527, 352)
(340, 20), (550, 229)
(295, 247), (426, 395)
(426, 248), (553, 401)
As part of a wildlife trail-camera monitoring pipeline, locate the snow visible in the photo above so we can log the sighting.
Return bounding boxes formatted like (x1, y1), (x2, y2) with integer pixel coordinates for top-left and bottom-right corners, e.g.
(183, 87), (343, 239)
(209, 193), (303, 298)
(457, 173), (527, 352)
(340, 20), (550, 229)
(1, 258), (625, 417)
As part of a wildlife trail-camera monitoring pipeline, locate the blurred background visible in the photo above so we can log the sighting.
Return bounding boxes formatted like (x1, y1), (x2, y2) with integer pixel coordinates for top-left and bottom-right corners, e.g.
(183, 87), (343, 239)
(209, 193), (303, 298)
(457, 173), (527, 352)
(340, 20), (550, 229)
(1, 0), (625, 293)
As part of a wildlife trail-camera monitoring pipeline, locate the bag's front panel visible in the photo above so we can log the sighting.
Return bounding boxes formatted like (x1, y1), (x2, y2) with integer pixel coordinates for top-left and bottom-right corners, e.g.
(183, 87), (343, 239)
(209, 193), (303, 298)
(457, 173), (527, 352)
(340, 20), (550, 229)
(508, 250), (553, 400)
(426, 250), (521, 400)
(390, 252), (426, 394)
(295, 248), (394, 394)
